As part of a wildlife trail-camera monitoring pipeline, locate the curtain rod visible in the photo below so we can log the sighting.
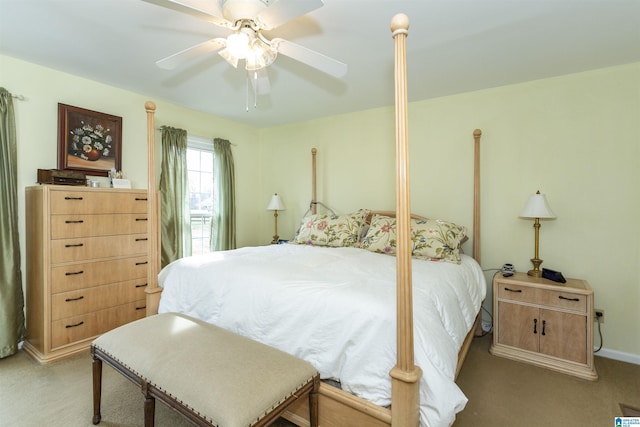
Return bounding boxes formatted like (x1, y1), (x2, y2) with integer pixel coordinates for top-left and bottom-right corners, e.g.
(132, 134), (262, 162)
(12, 94), (25, 100)
(157, 126), (237, 146)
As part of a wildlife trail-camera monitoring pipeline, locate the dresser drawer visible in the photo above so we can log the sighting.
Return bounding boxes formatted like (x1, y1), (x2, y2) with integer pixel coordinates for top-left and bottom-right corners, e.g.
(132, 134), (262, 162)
(50, 190), (147, 215)
(536, 289), (587, 313)
(51, 214), (148, 239)
(51, 256), (148, 293)
(51, 279), (148, 321)
(51, 301), (147, 349)
(50, 234), (148, 264)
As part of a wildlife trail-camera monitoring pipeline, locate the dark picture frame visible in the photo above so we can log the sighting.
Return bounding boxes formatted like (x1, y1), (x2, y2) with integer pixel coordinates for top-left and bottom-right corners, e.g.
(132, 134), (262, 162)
(57, 103), (122, 177)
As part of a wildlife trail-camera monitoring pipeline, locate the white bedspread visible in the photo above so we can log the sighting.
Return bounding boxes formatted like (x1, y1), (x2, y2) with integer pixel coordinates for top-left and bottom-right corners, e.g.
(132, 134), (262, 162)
(158, 244), (486, 427)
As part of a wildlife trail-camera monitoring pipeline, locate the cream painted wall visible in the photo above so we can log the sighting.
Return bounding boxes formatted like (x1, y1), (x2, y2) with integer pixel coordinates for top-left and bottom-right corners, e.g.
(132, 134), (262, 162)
(2, 52), (638, 361)
(257, 63), (640, 360)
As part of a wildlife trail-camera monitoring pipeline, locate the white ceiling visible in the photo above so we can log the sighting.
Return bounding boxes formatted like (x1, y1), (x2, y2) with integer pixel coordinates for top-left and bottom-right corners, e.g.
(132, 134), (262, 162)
(1, 0), (639, 128)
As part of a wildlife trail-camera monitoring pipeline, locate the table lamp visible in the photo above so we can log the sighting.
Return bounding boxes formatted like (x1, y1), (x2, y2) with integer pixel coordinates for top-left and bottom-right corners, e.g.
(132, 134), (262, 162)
(266, 193), (285, 244)
(520, 190), (556, 277)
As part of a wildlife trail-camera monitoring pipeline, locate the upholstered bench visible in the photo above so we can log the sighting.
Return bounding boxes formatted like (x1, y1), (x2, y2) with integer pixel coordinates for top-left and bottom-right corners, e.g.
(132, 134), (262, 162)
(91, 312), (319, 427)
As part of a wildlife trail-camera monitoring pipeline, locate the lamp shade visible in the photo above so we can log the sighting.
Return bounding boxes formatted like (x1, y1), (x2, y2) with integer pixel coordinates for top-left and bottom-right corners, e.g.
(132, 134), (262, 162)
(266, 193), (285, 211)
(520, 191), (555, 219)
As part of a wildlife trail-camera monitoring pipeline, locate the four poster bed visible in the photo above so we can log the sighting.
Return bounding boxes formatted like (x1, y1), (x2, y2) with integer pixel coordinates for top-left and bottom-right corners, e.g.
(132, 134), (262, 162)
(143, 14), (485, 427)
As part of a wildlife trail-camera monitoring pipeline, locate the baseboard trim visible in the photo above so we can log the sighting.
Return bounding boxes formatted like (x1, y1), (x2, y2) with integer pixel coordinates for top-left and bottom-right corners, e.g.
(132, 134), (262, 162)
(595, 347), (640, 365)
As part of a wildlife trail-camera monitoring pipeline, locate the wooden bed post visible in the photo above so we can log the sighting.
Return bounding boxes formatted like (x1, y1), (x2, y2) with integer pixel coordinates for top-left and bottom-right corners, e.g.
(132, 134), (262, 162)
(311, 148), (317, 215)
(473, 129), (482, 264)
(145, 101), (162, 316)
(389, 14), (421, 427)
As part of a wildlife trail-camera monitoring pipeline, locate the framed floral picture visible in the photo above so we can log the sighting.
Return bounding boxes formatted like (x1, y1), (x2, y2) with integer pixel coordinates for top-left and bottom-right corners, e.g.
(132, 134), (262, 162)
(57, 103), (122, 177)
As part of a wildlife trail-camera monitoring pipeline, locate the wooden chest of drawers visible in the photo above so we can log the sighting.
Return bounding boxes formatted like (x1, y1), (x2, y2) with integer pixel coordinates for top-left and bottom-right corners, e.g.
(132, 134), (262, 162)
(24, 185), (149, 363)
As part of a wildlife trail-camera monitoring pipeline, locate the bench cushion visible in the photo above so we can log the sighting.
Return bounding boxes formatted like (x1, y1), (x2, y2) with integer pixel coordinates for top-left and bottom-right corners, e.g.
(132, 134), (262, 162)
(92, 312), (318, 427)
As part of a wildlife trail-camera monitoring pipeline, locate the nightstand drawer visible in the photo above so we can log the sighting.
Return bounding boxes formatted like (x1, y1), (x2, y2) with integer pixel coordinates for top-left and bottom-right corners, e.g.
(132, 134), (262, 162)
(537, 289), (587, 313)
(498, 282), (587, 313)
(498, 283), (536, 304)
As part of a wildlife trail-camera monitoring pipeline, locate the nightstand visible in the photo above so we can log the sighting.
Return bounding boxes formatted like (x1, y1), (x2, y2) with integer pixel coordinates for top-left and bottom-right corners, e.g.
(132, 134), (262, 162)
(489, 272), (598, 380)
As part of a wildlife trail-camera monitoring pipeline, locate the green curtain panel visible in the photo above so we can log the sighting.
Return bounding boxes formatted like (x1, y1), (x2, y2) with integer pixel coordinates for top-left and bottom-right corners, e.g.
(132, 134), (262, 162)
(0, 88), (26, 358)
(159, 126), (191, 267)
(210, 138), (236, 251)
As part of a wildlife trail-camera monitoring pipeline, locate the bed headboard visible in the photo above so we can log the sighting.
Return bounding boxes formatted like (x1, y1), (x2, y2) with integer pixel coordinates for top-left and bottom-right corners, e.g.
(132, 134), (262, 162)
(309, 129), (482, 263)
(366, 211), (428, 223)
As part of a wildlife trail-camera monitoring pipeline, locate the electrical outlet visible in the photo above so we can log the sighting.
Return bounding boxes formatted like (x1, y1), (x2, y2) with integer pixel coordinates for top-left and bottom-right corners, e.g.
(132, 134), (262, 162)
(594, 309), (605, 323)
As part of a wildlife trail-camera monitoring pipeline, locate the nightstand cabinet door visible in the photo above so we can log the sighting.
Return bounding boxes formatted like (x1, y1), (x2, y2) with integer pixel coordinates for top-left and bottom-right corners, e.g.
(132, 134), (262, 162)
(490, 272), (597, 380)
(539, 309), (587, 364)
(497, 302), (539, 352)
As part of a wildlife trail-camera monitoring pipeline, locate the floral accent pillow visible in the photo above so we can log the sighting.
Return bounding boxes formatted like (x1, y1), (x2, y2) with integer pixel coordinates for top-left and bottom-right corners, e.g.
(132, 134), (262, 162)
(360, 215), (467, 263)
(293, 209), (370, 247)
(411, 218), (467, 263)
(359, 215), (398, 255)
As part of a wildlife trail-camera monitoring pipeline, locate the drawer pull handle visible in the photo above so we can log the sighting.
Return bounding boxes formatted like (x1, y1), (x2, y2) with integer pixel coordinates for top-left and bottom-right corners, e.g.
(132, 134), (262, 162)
(65, 243), (84, 248)
(136, 306), (147, 311)
(135, 218), (148, 221)
(65, 295), (84, 302)
(65, 220), (84, 224)
(65, 321), (84, 329)
(533, 318), (538, 334)
(135, 197), (148, 201)
(135, 283), (148, 288)
(136, 261), (148, 266)
(558, 295), (580, 302)
(135, 238), (148, 242)
(64, 196), (84, 200)
(541, 320), (546, 336)
(504, 287), (522, 293)
(65, 270), (84, 276)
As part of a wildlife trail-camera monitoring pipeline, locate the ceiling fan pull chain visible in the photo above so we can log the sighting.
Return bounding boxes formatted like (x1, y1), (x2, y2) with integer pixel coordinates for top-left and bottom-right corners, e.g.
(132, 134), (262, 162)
(245, 73), (249, 112)
(254, 71), (258, 109)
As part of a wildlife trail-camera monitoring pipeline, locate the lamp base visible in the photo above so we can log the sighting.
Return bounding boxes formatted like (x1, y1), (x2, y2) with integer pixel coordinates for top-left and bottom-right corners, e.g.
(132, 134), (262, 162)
(527, 269), (542, 277)
(271, 235), (279, 245)
(527, 257), (543, 277)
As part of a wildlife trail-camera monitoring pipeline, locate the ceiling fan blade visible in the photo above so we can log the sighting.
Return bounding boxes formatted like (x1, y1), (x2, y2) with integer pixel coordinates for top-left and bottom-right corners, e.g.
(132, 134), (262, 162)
(248, 68), (271, 95)
(273, 38), (347, 78)
(256, 0), (324, 30)
(156, 38), (226, 70)
(141, 0), (231, 28)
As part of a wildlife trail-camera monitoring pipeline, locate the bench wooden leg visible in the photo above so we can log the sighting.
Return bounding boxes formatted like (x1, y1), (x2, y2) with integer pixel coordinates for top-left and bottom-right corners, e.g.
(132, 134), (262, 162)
(142, 381), (156, 427)
(91, 350), (102, 425)
(309, 376), (320, 427)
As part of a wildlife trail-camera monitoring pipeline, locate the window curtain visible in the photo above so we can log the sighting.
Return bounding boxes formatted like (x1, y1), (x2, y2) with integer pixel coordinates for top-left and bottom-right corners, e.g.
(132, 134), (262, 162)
(210, 138), (236, 251)
(159, 126), (191, 267)
(0, 88), (26, 358)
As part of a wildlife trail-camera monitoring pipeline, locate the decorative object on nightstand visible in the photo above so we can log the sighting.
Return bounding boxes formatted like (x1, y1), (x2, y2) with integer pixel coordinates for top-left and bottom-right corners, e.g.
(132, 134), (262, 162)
(489, 272), (597, 380)
(520, 190), (556, 277)
(266, 193), (285, 244)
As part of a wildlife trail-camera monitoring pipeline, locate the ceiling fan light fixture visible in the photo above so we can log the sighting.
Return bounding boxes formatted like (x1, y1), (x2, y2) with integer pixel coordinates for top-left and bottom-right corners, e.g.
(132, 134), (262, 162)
(245, 38), (277, 71)
(218, 47), (239, 68)
(225, 31), (251, 59)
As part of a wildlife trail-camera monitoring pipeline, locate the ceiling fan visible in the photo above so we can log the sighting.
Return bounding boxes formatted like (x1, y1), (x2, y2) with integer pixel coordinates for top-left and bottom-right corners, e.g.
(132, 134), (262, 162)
(143, 0), (347, 94)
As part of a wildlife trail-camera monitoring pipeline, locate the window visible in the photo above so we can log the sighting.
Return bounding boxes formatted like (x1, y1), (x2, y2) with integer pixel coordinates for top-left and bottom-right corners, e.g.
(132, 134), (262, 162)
(187, 136), (215, 255)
